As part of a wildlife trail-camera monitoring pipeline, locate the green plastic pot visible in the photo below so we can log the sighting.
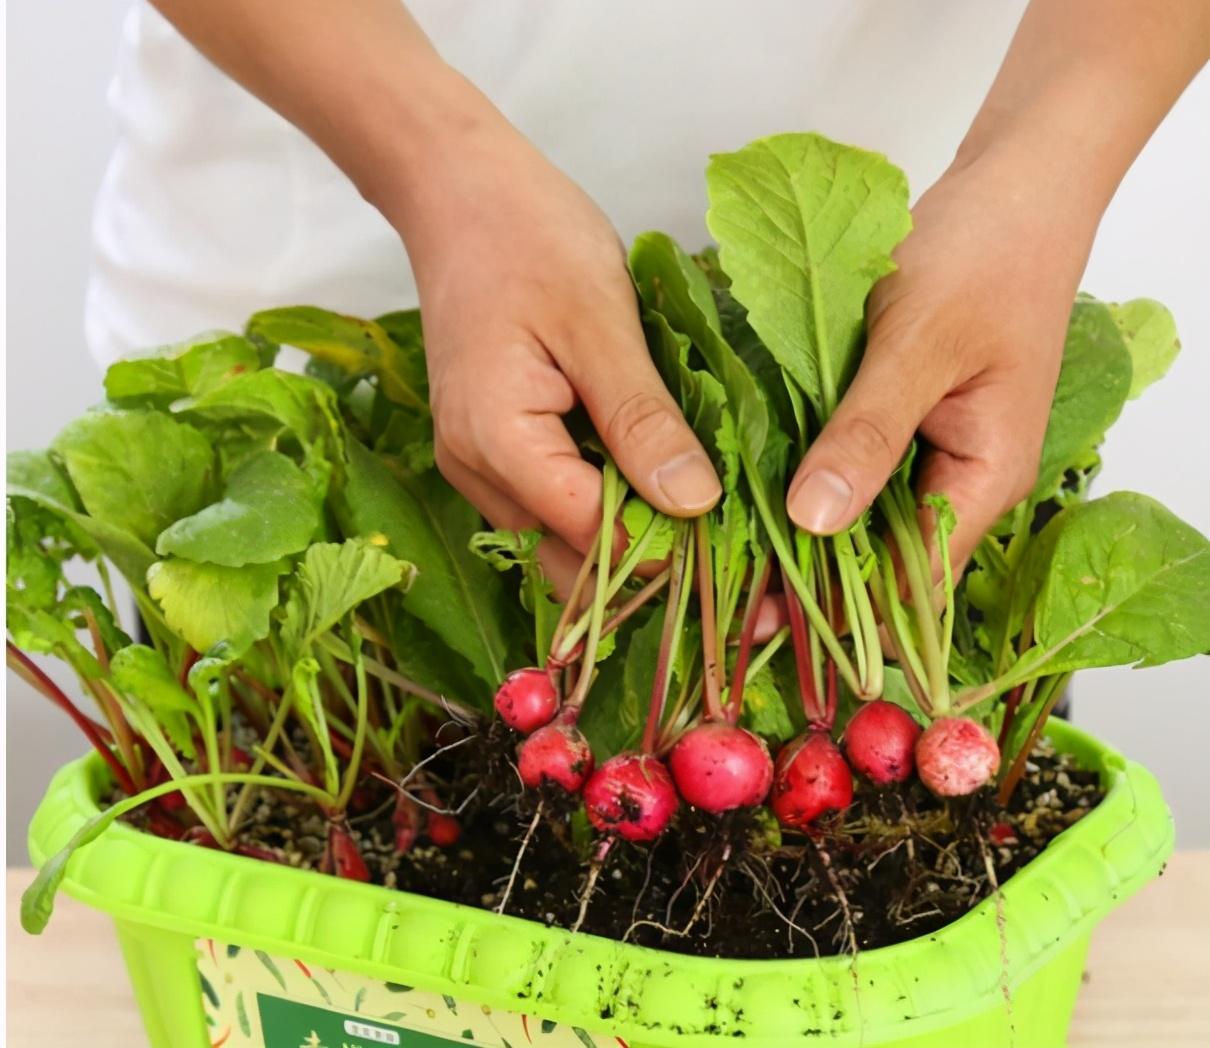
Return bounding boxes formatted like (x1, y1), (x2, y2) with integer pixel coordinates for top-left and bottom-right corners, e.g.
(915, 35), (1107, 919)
(28, 720), (1171, 1048)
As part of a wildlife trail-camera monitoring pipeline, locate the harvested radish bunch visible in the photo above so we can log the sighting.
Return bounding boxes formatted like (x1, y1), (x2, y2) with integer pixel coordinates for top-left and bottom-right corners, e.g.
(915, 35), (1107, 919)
(494, 667), (559, 734)
(583, 753), (679, 842)
(843, 700), (922, 786)
(517, 716), (595, 792)
(915, 717), (1001, 797)
(770, 732), (854, 830)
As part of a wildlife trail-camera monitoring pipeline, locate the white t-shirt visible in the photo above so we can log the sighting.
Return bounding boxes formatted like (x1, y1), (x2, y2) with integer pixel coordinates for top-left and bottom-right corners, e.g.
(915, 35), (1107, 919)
(85, 0), (1028, 365)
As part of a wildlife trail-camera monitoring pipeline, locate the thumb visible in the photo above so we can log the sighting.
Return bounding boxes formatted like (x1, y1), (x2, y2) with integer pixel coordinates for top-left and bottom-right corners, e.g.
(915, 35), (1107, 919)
(564, 314), (722, 517)
(787, 333), (948, 534)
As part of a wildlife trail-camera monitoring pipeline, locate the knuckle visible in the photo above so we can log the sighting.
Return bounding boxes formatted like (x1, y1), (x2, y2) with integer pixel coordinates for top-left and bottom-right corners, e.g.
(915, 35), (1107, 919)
(604, 390), (680, 450)
(841, 415), (897, 465)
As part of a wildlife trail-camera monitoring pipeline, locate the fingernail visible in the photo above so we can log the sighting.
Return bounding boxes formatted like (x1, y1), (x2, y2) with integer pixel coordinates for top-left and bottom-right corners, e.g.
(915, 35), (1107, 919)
(654, 452), (722, 511)
(788, 469), (853, 533)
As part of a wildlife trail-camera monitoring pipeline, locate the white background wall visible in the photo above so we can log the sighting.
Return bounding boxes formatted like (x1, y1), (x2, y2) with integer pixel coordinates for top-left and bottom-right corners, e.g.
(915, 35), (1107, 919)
(5, 3), (1209, 860)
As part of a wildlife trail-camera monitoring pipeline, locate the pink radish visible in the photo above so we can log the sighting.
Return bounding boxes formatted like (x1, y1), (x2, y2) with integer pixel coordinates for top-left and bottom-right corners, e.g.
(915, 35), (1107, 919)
(770, 732), (853, 830)
(842, 700), (922, 786)
(426, 810), (462, 847)
(494, 667), (559, 734)
(517, 720), (595, 793)
(583, 753), (679, 842)
(915, 717), (1001, 797)
(668, 722), (773, 813)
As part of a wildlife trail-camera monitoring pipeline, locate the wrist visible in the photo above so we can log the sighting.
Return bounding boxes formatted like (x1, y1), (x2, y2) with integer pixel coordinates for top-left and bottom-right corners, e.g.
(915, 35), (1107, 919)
(346, 56), (518, 243)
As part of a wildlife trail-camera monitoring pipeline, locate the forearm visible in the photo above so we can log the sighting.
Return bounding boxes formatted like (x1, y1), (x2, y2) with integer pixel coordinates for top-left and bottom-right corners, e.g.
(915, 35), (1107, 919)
(955, 0), (1210, 219)
(150, 0), (505, 235)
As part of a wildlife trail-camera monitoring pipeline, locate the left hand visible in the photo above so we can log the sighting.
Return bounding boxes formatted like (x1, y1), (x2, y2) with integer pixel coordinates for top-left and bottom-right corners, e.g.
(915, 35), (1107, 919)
(785, 151), (1101, 567)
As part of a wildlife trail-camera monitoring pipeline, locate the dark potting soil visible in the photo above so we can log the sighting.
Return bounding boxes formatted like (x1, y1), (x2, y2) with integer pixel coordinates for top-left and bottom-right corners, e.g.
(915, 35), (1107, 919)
(125, 728), (1103, 961)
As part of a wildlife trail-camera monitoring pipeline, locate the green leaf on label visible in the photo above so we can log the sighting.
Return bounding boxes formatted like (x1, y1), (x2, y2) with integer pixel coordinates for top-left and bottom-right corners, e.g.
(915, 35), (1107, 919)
(255, 950), (288, 992)
(52, 410), (216, 549)
(147, 558), (287, 655)
(705, 132), (911, 418)
(156, 451), (323, 566)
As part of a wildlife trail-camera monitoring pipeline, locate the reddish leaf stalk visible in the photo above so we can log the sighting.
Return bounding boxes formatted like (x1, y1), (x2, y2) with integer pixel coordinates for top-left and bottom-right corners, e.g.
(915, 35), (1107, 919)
(7, 642), (135, 795)
(997, 678), (1069, 806)
(997, 684), (1025, 752)
(641, 526), (692, 754)
(780, 565), (824, 726)
(726, 559), (772, 726)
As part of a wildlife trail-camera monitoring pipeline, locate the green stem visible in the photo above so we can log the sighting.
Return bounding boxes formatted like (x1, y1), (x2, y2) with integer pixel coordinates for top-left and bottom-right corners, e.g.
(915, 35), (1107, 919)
(996, 673), (1071, 805)
(748, 476), (861, 695)
(567, 459), (622, 710)
(744, 625), (790, 683)
(335, 631), (370, 813)
(881, 482), (948, 710)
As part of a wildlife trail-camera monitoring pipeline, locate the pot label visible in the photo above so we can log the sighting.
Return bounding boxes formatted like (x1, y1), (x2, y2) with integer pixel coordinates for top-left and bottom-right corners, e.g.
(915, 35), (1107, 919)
(196, 939), (618, 1047)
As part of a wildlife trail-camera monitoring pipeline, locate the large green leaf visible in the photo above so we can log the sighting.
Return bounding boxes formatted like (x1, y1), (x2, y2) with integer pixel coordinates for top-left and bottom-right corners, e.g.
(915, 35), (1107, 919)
(180, 369), (343, 453)
(247, 307), (428, 412)
(336, 440), (520, 688)
(1032, 297), (1133, 502)
(280, 539), (413, 654)
(147, 558), (287, 655)
(705, 132), (911, 418)
(156, 451), (323, 566)
(630, 231), (769, 466)
(104, 332), (263, 407)
(51, 410), (216, 549)
(1006, 493), (1210, 680)
(1105, 297), (1181, 399)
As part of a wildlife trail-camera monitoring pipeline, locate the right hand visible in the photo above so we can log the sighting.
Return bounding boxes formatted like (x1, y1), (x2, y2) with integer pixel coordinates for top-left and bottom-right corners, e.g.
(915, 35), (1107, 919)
(385, 89), (721, 586)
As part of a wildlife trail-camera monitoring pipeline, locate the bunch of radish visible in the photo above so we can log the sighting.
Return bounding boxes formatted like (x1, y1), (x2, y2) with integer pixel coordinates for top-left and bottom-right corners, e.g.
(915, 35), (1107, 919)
(494, 466), (1002, 855)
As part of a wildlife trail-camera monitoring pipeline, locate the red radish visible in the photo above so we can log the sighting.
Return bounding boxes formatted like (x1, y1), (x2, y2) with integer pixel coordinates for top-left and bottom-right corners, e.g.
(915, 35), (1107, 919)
(495, 667), (560, 734)
(426, 810), (462, 847)
(392, 793), (422, 855)
(668, 723), (773, 813)
(325, 823), (371, 881)
(770, 733), (853, 830)
(989, 821), (1018, 846)
(842, 700), (922, 786)
(583, 753), (679, 842)
(915, 717), (1001, 797)
(517, 720), (595, 792)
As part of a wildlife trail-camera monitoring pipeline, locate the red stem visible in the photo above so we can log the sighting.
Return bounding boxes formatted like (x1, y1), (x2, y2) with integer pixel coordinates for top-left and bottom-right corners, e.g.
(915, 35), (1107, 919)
(695, 518), (725, 722)
(997, 684), (1066, 806)
(997, 684), (1025, 752)
(641, 526), (691, 754)
(7, 642), (136, 795)
(780, 565), (824, 725)
(726, 559), (772, 726)
(820, 658), (838, 733)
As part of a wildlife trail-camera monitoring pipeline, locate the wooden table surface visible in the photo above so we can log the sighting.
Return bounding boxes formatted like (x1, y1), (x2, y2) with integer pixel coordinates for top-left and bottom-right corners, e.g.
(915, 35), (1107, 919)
(7, 855), (1209, 1046)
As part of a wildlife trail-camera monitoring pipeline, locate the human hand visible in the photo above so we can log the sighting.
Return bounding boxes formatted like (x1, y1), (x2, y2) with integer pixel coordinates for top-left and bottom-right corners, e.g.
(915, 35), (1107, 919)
(785, 152), (1101, 567)
(386, 99), (720, 585)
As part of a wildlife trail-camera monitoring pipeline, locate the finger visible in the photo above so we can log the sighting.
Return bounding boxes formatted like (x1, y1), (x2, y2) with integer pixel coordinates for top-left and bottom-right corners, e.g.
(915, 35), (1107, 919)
(560, 307), (722, 518)
(786, 324), (956, 534)
(437, 342), (608, 554)
(915, 443), (1033, 577)
(435, 448), (588, 600)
